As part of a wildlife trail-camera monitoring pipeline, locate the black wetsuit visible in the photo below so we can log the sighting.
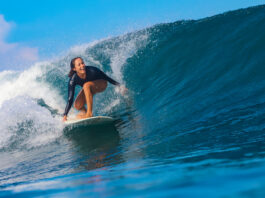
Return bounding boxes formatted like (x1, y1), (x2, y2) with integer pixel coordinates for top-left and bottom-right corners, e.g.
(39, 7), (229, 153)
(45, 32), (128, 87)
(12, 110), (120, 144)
(63, 66), (120, 116)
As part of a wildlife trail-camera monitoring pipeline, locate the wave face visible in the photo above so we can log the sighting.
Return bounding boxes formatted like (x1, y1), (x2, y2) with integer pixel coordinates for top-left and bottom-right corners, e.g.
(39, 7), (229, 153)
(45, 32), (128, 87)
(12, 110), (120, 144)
(1, 5), (265, 197)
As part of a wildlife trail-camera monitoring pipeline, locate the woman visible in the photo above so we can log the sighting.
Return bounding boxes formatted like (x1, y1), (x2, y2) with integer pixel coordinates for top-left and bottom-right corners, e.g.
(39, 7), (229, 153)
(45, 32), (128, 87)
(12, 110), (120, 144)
(63, 57), (123, 121)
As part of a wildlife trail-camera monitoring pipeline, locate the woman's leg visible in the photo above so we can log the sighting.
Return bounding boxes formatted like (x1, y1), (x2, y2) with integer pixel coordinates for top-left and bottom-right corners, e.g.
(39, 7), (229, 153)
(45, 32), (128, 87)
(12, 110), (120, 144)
(83, 79), (107, 117)
(83, 82), (94, 117)
(74, 89), (87, 117)
(75, 80), (107, 118)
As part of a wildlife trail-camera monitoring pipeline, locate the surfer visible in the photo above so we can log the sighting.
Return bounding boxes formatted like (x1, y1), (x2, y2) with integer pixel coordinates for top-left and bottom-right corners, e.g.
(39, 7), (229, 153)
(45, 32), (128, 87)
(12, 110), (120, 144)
(63, 57), (126, 121)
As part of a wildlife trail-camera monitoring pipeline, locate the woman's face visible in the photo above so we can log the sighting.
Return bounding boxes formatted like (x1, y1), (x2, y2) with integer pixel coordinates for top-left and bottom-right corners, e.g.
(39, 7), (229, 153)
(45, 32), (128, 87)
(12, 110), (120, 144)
(73, 58), (85, 75)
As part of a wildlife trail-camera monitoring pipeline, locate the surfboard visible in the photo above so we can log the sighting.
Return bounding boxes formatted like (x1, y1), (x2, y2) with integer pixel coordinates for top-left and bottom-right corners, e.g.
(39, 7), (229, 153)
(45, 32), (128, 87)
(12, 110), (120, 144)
(64, 116), (114, 128)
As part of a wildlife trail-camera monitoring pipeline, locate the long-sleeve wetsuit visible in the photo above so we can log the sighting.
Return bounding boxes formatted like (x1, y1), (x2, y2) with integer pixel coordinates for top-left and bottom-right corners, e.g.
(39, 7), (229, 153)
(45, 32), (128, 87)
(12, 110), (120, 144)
(63, 66), (120, 116)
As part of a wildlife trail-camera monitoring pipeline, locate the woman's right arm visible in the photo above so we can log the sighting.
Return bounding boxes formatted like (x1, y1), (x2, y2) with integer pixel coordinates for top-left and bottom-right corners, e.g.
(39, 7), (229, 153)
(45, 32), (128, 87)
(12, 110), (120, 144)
(63, 78), (76, 121)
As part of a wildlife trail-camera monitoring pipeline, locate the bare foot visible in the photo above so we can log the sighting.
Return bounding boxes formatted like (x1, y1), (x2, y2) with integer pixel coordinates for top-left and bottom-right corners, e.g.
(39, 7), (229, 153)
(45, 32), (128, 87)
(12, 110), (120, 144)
(76, 112), (93, 119)
(76, 107), (86, 119)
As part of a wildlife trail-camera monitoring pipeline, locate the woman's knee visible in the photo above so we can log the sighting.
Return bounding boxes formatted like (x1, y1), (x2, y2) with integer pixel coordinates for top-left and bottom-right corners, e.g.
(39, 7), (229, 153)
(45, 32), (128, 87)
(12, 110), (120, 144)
(83, 82), (93, 91)
(83, 80), (107, 94)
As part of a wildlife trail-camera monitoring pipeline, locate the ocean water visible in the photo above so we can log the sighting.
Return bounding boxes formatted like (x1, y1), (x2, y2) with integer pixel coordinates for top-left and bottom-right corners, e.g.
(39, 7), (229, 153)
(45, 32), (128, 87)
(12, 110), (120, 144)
(1, 5), (265, 197)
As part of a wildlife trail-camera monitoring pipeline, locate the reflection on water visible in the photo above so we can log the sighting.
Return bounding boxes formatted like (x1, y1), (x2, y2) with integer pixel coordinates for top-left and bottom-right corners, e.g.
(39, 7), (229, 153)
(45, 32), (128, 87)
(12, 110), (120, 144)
(64, 123), (122, 171)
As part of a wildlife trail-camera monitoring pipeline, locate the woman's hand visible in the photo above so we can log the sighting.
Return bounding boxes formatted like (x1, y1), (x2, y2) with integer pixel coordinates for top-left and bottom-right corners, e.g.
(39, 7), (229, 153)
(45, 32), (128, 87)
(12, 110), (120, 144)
(63, 115), (67, 122)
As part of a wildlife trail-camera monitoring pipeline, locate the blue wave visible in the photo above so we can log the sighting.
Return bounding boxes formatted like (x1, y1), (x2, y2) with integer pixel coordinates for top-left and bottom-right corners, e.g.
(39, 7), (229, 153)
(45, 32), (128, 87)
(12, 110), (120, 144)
(1, 4), (265, 197)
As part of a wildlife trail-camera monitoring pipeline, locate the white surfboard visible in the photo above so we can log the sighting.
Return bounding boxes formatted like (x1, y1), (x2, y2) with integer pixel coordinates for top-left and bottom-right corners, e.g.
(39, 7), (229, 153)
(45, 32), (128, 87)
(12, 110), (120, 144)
(64, 116), (114, 127)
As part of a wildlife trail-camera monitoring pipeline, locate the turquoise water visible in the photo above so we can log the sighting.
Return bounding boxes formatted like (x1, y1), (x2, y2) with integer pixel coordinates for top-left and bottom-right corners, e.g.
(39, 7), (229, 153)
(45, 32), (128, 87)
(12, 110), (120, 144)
(1, 5), (265, 197)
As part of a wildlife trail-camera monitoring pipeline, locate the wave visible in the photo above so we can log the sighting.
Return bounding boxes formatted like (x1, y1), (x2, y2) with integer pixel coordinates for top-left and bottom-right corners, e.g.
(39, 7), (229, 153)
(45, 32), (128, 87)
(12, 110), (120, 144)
(2, 5), (265, 196)
(0, 4), (265, 154)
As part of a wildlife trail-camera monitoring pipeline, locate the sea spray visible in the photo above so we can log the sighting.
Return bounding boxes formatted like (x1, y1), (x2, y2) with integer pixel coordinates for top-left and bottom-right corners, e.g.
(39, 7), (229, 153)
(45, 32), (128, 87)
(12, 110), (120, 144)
(0, 96), (63, 151)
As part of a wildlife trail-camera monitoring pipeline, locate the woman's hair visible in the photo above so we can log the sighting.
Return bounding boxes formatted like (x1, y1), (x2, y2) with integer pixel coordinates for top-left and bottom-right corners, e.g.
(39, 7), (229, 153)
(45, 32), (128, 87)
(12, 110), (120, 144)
(68, 57), (83, 78)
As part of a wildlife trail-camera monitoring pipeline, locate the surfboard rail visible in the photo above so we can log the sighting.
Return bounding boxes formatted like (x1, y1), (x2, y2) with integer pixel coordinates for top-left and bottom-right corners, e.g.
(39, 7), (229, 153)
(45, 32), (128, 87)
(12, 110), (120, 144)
(64, 116), (114, 128)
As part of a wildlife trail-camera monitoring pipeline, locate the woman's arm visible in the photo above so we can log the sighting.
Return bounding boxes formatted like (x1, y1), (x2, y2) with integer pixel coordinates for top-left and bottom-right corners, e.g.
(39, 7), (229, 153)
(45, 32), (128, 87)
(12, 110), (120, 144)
(63, 78), (76, 121)
(99, 70), (130, 95)
(100, 70), (120, 86)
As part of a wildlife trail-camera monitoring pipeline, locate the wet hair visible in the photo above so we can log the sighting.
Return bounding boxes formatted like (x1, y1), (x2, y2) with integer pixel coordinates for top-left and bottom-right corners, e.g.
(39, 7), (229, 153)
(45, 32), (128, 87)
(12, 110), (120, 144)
(68, 57), (83, 77)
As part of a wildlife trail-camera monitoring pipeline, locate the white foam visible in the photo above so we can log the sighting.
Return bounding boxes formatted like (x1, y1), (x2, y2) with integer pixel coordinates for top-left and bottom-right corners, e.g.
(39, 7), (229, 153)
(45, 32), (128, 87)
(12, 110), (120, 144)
(0, 62), (65, 112)
(0, 61), (65, 150)
(102, 98), (121, 113)
(7, 180), (60, 192)
(0, 96), (63, 150)
(68, 38), (108, 67)
(103, 33), (149, 82)
(69, 39), (103, 55)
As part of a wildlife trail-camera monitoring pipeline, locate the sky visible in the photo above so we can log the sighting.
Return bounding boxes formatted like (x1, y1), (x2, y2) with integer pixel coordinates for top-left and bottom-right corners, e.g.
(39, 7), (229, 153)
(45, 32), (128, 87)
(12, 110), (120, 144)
(0, 0), (264, 70)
